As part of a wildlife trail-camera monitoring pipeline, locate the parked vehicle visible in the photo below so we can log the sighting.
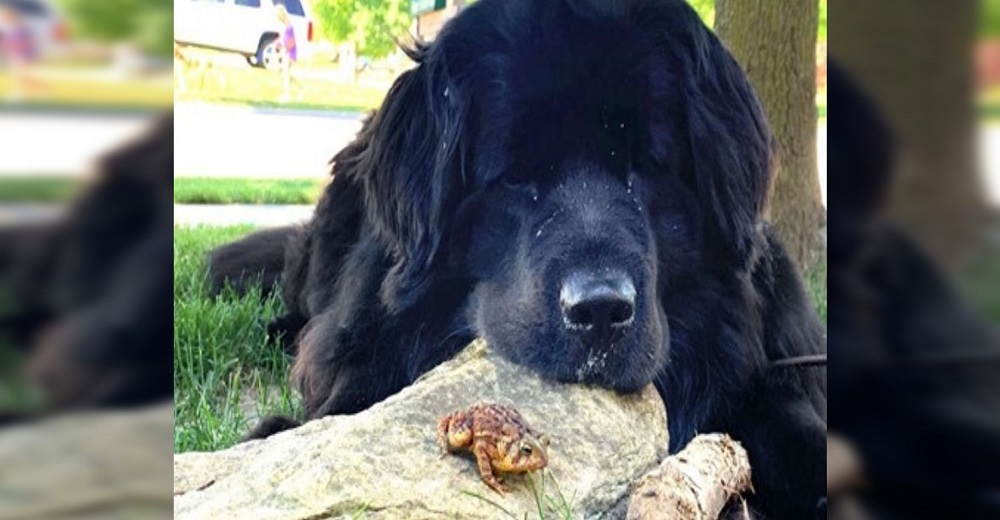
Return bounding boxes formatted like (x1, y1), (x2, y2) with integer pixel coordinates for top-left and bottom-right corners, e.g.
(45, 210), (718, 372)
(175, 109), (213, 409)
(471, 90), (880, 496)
(174, 0), (315, 70)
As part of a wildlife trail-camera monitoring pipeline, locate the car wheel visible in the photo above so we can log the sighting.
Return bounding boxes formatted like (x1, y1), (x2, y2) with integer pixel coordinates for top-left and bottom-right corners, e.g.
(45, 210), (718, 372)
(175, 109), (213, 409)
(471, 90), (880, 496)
(256, 36), (283, 71)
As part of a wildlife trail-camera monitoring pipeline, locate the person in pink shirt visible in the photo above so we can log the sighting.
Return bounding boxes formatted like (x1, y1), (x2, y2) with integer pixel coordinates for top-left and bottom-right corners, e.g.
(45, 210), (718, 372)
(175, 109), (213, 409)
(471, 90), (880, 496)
(0, 6), (40, 101)
(275, 4), (302, 102)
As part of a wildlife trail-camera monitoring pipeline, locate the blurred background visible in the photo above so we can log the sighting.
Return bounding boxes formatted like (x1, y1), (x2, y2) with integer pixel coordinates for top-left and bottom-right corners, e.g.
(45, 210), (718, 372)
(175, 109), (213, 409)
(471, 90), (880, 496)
(829, 0), (1000, 518)
(0, 0), (172, 107)
(0, 1), (173, 518)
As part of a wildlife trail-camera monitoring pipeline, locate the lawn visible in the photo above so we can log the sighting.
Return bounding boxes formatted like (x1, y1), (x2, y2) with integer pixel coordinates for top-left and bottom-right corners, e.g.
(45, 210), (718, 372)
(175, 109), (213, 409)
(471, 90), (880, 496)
(980, 86), (1000, 122)
(173, 224), (830, 453)
(178, 56), (828, 118)
(175, 63), (388, 112)
(0, 177), (328, 205)
(0, 70), (172, 110)
(173, 225), (298, 452)
(174, 177), (327, 205)
(0, 176), (83, 203)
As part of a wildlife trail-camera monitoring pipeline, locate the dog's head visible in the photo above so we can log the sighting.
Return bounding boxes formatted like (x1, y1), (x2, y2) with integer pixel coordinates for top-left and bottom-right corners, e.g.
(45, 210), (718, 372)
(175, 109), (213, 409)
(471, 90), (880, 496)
(339, 0), (773, 391)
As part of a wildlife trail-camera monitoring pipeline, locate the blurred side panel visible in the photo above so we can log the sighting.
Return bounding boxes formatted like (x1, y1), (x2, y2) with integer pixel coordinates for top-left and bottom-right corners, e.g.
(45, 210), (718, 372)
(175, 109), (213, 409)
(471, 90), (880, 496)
(829, 0), (1000, 518)
(0, 0), (173, 517)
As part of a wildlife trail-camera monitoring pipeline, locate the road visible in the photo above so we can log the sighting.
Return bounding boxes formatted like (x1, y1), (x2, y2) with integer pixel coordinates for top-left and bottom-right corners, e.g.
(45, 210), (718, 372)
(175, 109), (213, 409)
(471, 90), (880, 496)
(174, 102), (363, 178)
(0, 109), (157, 175)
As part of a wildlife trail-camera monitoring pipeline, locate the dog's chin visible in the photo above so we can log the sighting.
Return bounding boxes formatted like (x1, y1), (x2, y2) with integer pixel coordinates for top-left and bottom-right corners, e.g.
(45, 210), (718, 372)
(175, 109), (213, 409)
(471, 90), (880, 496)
(488, 328), (663, 394)
(572, 338), (664, 394)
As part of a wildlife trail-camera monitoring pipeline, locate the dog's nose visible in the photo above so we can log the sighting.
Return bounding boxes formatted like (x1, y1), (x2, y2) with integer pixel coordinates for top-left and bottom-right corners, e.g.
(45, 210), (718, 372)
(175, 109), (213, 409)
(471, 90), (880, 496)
(560, 271), (636, 333)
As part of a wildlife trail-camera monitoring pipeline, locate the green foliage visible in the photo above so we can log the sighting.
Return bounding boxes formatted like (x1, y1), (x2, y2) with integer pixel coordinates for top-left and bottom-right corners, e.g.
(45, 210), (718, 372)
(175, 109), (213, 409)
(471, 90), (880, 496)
(313, 0), (412, 58)
(687, 0), (715, 27)
(819, 0), (827, 40)
(985, 0), (1000, 38)
(694, 0), (826, 40)
(51, 0), (172, 56)
(133, 2), (174, 58)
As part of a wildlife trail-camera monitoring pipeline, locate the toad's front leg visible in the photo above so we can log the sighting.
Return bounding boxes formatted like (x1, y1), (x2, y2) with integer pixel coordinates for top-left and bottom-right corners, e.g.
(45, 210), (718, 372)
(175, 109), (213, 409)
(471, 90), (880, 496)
(473, 443), (508, 495)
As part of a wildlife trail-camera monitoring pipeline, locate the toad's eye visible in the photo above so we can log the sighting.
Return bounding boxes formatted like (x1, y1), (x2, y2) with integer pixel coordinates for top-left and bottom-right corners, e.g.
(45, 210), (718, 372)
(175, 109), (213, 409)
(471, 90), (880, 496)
(520, 444), (533, 455)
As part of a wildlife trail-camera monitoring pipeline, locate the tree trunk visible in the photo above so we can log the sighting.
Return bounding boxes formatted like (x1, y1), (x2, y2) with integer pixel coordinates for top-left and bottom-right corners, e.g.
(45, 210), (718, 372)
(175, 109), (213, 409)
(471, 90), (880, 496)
(835, 0), (984, 270)
(716, 0), (821, 271)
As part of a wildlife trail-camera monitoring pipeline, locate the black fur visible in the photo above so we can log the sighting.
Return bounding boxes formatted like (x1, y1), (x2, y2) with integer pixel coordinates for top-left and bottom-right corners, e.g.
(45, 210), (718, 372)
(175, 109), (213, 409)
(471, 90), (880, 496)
(827, 61), (1000, 517)
(0, 113), (173, 412)
(211, 1), (826, 517)
(207, 225), (297, 298)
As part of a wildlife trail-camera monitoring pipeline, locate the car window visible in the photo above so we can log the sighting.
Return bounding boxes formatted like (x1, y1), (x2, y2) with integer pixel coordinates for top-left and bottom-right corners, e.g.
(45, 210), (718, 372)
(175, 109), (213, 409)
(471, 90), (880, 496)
(0, 0), (52, 17)
(235, 0), (261, 7)
(273, 0), (304, 17)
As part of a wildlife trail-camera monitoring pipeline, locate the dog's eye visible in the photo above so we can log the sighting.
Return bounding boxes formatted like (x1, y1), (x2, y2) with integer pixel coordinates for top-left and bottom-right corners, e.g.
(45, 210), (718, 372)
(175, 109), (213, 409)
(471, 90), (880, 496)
(520, 444), (533, 455)
(500, 177), (537, 201)
(501, 177), (532, 190)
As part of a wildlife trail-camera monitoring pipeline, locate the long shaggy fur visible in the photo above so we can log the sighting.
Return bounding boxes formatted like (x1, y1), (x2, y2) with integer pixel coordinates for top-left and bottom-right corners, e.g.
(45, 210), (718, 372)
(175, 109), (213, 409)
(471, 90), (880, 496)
(210, 1), (826, 517)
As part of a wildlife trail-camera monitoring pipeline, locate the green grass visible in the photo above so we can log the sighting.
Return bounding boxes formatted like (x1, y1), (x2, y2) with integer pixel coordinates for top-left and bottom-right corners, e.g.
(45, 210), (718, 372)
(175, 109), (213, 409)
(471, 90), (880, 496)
(0, 176), (81, 203)
(462, 470), (576, 520)
(0, 177), (328, 205)
(173, 224), (299, 453)
(959, 247), (1000, 324)
(981, 101), (1000, 122)
(174, 224), (831, 453)
(979, 86), (1000, 122)
(805, 254), (827, 323)
(174, 178), (327, 205)
(175, 63), (388, 112)
(0, 71), (172, 110)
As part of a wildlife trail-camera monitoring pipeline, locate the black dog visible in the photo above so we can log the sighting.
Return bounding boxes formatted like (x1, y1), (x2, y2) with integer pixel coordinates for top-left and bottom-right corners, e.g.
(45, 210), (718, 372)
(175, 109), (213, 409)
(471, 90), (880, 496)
(0, 114), (173, 412)
(827, 61), (1000, 518)
(211, 1), (826, 517)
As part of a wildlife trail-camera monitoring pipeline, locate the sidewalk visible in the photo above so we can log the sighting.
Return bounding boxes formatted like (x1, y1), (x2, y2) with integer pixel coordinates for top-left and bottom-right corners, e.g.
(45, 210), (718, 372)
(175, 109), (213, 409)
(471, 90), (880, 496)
(1, 204), (313, 227)
(173, 204), (313, 227)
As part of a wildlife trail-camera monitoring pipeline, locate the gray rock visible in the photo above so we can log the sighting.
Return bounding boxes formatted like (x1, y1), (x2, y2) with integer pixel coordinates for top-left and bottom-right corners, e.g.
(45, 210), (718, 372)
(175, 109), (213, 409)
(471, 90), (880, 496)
(174, 339), (668, 519)
(0, 403), (174, 520)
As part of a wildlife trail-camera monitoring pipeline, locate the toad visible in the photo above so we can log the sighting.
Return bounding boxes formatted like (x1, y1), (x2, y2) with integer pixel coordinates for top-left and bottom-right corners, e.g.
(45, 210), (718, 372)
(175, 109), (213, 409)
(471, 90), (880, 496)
(437, 403), (550, 494)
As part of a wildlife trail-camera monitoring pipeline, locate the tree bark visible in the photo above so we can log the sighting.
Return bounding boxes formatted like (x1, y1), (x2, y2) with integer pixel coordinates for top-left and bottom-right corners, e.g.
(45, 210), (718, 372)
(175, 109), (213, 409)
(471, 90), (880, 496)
(835, 0), (985, 270)
(716, 0), (822, 271)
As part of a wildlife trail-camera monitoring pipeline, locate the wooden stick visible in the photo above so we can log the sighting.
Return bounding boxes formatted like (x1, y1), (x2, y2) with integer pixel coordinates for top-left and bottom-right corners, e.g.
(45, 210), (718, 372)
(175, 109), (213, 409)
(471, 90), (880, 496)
(627, 433), (753, 520)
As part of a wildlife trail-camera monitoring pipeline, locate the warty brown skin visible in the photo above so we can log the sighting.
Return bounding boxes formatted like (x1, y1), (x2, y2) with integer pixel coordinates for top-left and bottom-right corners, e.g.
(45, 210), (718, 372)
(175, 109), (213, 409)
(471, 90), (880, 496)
(437, 403), (550, 494)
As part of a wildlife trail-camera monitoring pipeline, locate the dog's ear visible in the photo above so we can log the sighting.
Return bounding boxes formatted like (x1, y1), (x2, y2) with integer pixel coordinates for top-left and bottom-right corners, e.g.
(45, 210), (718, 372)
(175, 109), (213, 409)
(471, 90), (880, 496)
(343, 48), (466, 311)
(673, 9), (773, 267)
(827, 59), (894, 220)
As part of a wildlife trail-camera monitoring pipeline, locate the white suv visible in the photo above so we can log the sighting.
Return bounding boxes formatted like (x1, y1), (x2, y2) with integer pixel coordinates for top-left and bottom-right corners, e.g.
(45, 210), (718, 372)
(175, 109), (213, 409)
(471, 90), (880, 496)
(174, 0), (314, 69)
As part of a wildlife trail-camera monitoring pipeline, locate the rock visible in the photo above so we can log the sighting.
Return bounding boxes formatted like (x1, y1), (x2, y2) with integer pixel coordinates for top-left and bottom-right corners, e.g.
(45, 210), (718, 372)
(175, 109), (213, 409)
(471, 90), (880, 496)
(0, 403), (174, 520)
(174, 339), (668, 519)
